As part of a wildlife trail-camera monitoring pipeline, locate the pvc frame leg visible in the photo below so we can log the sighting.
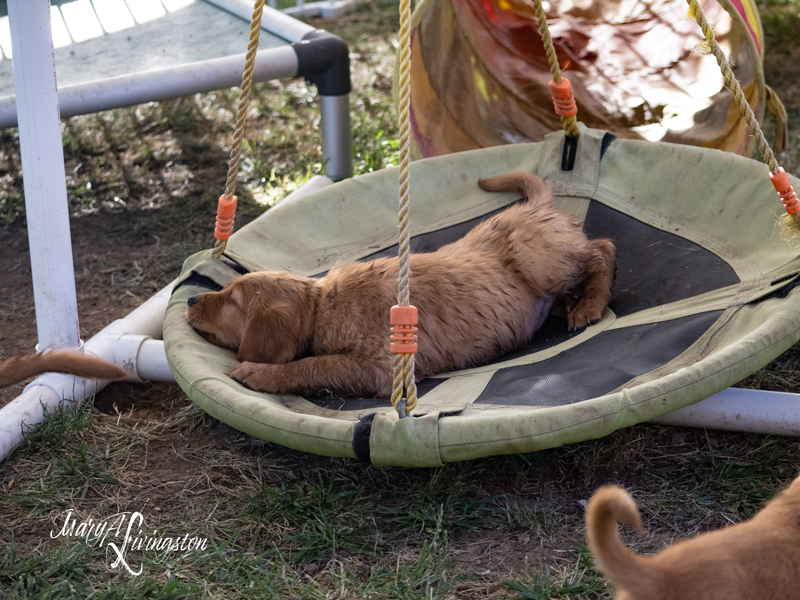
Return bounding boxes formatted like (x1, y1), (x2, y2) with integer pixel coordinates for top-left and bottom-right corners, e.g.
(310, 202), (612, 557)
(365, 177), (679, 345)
(319, 93), (353, 181)
(9, 0), (80, 352)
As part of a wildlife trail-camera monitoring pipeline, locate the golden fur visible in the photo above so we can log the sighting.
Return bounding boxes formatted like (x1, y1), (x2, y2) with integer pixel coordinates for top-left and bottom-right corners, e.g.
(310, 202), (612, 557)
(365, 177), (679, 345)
(186, 173), (616, 397)
(0, 351), (128, 387)
(586, 478), (800, 600)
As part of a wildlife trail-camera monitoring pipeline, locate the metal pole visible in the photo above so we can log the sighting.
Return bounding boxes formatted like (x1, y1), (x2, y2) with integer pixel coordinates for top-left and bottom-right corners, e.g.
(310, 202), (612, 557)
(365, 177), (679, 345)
(319, 93), (353, 181)
(8, 0), (80, 352)
(0, 47), (301, 129)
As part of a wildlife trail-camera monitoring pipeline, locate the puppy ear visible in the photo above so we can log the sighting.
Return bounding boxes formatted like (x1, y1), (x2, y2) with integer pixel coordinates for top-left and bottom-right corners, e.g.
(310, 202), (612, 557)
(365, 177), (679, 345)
(237, 301), (305, 364)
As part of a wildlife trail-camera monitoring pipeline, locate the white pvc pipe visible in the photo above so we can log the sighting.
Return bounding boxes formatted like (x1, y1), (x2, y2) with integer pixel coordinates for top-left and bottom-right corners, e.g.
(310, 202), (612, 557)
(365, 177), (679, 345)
(0, 47), (299, 129)
(204, 0), (315, 43)
(652, 387), (800, 436)
(137, 340), (174, 382)
(285, 174), (335, 198)
(9, 0), (80, 351)
(284, 0), (359, 19)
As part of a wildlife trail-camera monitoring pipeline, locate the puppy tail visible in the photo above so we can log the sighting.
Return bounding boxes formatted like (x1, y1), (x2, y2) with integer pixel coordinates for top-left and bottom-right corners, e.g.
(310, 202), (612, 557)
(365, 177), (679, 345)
(477, 173), (552, 208)
(586, 486), (662, 598)
(0, 351), (129, 387)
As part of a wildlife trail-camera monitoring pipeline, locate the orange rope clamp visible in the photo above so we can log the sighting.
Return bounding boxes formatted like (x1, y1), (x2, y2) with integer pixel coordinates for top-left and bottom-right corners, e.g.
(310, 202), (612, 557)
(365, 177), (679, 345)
(770, 168), (800, 215)
(214, 194), (238, 241)
(548, 77), (578, 118)
(390, 305), (418, 354)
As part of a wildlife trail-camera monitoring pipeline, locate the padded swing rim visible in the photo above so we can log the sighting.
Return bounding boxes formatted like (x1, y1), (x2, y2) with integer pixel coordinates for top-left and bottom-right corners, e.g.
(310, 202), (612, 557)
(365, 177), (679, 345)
(165, 285), (800, 465)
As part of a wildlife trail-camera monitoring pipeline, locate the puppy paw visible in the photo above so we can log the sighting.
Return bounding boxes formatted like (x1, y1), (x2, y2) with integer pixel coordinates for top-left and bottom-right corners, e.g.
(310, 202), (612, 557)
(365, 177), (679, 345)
(230, 362), (281, 394)
(237, 378), (255, 391)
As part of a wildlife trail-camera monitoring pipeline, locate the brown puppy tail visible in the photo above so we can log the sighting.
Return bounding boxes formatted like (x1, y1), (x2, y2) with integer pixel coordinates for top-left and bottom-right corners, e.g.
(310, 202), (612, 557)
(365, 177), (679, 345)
(0, 352), (129, 387)
(477, 173), (552, 208)
(586, 486), (662, 598)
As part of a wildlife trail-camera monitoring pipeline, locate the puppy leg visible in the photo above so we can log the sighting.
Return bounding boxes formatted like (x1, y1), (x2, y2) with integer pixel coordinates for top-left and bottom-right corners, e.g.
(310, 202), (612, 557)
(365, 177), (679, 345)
(230, 355), (392, 398)
(568, 238), (616, 331)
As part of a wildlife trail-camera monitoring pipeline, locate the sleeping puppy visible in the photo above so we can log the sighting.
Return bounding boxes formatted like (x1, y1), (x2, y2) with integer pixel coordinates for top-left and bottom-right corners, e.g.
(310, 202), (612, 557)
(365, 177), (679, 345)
(0, 351), (128, 387)
(186, 173), (616, 398)
(586, 478), (800, 600)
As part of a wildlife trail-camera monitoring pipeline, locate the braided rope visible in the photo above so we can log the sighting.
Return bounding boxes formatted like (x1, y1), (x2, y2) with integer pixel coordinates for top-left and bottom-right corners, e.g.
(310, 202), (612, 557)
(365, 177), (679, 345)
(687, 0), (776, 171)
(530, 0), (579, 137)
(686, 0), (800, 232)
(391, 0), (418, 415)
(213, 0), (265, 259)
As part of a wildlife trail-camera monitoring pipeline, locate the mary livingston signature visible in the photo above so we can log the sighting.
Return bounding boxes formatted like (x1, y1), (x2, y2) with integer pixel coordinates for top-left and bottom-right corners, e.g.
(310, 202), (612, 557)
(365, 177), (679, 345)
(50, 509), (208, 575)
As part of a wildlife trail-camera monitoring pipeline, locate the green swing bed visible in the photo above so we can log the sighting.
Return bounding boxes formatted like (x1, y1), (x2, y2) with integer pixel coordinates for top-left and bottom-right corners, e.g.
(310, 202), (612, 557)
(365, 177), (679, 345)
(164, 124), (800, 466)
(162, 0), (800, 467)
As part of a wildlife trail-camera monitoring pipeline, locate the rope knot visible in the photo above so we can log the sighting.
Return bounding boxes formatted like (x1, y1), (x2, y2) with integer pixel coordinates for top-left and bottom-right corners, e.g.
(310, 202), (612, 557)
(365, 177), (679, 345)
(549, 78), (578, 118)
(214, 194), (238, 241)
(390, 305), (418, 354)
(771, 168), (800, 215)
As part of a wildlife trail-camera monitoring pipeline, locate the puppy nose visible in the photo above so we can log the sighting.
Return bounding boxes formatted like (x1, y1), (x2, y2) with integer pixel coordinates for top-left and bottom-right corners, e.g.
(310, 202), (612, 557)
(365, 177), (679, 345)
(187, 296), (198, 307)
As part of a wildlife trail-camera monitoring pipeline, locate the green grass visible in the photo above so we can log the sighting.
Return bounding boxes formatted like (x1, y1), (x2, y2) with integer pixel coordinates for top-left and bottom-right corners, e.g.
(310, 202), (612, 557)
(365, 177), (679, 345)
(3, 403), (795, 598)
(3, 411), (799, 598)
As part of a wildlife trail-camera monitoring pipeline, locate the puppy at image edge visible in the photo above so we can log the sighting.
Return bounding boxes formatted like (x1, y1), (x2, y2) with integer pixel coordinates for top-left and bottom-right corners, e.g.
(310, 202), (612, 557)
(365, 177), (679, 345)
(586, 477), (800, 600)
(186, 172), (616, 398)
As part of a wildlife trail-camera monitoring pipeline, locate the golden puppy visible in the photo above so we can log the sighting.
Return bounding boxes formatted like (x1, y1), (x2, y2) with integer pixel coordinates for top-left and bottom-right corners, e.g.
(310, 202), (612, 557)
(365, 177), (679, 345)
(586, 478), (800, 600)
(186, 173), (616, 397)
(0, 351), (128, 387)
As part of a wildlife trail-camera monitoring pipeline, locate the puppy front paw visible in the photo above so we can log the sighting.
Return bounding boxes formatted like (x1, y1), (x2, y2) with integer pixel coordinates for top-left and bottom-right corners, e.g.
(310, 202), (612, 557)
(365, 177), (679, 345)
(230, 362), (282, 394)
(567, 305), (603, 331)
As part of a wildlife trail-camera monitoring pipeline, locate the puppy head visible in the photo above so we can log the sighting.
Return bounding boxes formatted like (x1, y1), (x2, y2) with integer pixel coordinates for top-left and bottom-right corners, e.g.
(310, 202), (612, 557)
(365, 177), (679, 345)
(185, 271), (318, 364)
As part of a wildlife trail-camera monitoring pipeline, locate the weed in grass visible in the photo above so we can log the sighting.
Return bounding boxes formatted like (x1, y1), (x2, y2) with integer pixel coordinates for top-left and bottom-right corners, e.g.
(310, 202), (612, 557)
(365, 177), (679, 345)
(246, 475), (376, 563)
(510, 507), (565, 538)
(183, 540), (291, 598)
(761, 0), (800, 102)
(362, 539), (454, 600)
(156, 97), (210, 135)
(2, 399), (128, 519)
(0, 533), (204, 599)
(504, 544), (610, 600)
(0, 536), (96, 600)
(379, 486), (502, 536)
(502, 451), (554, 472)
(0, 193), (24, 225)
(6, 444), (122, 517)
(19, 397), (95, 452)
(352, 91), (400, 173)
(241, 139), (317, 208)
(348, 506), (454, 600)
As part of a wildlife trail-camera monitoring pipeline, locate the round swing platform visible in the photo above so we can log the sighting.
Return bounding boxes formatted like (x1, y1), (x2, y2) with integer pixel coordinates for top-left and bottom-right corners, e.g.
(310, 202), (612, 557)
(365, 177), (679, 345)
(163, 127), (800, 466)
